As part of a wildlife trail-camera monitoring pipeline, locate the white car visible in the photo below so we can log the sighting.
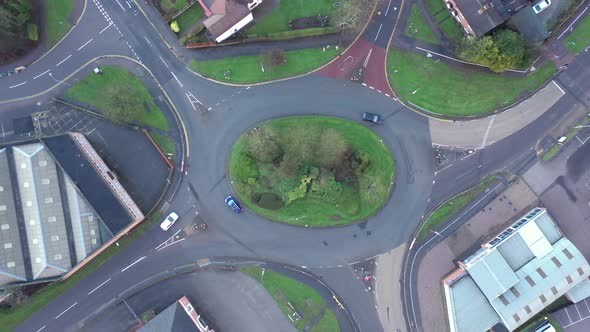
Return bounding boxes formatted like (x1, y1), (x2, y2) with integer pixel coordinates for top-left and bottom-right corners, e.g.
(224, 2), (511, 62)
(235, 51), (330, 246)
(532, 0), (551, 14)
(160, 212), (179, 231)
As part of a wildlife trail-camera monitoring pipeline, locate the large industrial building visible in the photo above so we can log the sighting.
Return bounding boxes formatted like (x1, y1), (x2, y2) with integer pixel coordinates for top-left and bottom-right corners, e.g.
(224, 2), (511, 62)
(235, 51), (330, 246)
(443, 208), (590, 331)
(0, 133), (143, 287)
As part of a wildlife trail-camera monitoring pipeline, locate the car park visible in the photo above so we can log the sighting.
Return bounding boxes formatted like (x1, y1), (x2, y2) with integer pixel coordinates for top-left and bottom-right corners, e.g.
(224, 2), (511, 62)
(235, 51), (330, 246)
(362, 112), (383, 124)
(532, 0), (551, 14)
(225, 196), (243, 214)
(533, 321), (555, 332)
(160, 212), (179, 231)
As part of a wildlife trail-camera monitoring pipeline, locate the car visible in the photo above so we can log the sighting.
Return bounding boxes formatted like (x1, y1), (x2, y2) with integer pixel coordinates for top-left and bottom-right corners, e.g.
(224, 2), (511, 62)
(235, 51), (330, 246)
(362, 112), (383, 124)
(225, 196), (242, 214)
(160, 212), (179, 231)
(532, 0), (551, 14)
(533, 321), (555, 332)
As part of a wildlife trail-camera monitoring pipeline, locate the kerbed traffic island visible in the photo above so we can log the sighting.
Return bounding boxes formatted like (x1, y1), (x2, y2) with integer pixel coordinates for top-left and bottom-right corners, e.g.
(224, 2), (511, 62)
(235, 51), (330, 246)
(229, 116), (395, 227)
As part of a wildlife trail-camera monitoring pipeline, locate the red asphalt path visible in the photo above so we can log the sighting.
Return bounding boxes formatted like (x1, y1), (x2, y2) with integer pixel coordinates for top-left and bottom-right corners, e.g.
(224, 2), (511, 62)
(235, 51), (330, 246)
(317, 38), (394, 98)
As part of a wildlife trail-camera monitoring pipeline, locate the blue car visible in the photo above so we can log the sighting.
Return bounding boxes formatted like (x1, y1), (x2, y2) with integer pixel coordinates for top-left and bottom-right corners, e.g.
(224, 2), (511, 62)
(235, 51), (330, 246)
(225, 196), (242, 214)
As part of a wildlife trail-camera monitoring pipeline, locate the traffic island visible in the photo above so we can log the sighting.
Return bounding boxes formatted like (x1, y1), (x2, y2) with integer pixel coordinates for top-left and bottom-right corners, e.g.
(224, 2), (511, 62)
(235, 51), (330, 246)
(228, 116), (395, 227)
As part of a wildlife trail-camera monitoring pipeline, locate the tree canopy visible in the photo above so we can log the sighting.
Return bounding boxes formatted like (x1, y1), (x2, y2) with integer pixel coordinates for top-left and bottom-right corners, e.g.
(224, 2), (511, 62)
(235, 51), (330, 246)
(459, 29), (526, 72)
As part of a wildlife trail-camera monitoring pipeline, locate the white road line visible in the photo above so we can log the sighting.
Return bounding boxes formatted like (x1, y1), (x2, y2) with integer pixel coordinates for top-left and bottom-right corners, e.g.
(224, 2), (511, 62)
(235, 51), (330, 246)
(565, 307), (573, 324)
(575, 302), (582, 321)
(143, 36), (152, 45)
(56, 54), (72, 67)
(35, 326), (46, 332)
(77, 38), (93, 51)
(171, 71), (184, 88)
(460, 151), (477, 161)
(437, 163), (454, 174)
(558, 6), (588, 39)
(99, 22), (113, 34)
(375, 23), (383, 41)
(157, 238), (186, 251)
(584, 298), (590, 313)
(9, 82), (27, 89)
(155, 229), (182, 250)
(121, 256), (146, 272)
(55, 302), (78, 319)
(115, 0), (126, 11)
(552, 80), (566, 95)
(363, 48), (373, 68)
(88, 277), (112, 295)
(159, 56), (169, 68)
(385, 0), (392, 15)
(480, 115), (496, 148)
(564, 314), (590, 328)
(33, 70), (50, 80)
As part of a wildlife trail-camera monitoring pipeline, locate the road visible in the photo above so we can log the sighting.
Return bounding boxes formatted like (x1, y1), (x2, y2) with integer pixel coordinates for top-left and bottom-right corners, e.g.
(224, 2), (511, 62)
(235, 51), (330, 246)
(0, 0), (588, 331)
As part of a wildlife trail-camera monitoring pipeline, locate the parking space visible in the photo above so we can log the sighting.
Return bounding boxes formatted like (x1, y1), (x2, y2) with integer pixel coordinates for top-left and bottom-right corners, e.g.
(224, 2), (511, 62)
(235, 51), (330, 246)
(552, 299), (590, 331)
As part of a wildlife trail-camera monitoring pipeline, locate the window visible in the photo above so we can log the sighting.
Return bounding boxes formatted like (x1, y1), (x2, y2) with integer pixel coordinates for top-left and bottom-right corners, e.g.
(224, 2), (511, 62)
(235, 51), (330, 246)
(23, 181), (29, 188)
(26, 201), (32, 207)
(551, 287), (558, 295)
(7, 262), (15, 268)
(47, 216), (56, 222)
(35, 257), (41, 263)
(90, 229), (95, 235)
(513, 313), (520, 322)
(53, 254), (62, 260)
(564, 248), (574, 259)
(3, 243), (12, 249)
(499, 294), (509, 305)
(0, 224), (9, 230)
(41, 178), (50, 185)
(540, 294), (547, 303)
(552, 257), (562, 268)
(88, 216), (94, 221)
(38, 160), (47, 167)
(578, 267), (584, 276)
(0, 185), (3, 192)
(510, 287), (520, 298)
(186, 304), (193, 312)
(44, 197), (53, 204)
(20, 163), (26, 169)
(566, 275), (573, 284)
(0, 205), (6, 211)
(525, 275), (536, 287)
(32, 238), (38, 245)
(537, 268), (547, 279)
(92, 239), (97, 245)
(29, 219), (36, 225)
(525, 305), (532, 314)
(51, 235), (59, 241)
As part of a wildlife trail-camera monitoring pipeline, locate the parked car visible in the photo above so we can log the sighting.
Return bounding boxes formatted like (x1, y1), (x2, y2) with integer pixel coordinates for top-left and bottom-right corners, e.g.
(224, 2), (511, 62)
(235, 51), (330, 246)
(160, 212), (179, 231)
(533, 321), (555, 332)
(532, 0), (551, 14)
(362, 112), (383, 124)
(225, 196), (242, 214)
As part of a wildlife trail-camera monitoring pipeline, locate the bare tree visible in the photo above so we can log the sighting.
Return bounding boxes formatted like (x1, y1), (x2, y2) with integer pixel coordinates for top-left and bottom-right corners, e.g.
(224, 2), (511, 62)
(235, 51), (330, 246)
(333, 0), (376, 32)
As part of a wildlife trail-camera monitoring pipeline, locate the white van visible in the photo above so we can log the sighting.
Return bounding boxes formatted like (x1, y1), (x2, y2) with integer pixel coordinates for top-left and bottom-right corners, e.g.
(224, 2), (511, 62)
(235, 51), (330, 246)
(533, 321), (556, 332)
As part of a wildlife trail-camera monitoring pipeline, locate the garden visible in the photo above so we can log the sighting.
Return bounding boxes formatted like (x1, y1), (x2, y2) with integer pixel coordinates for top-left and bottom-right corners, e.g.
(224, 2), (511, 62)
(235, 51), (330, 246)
(228, 116), (395, 227)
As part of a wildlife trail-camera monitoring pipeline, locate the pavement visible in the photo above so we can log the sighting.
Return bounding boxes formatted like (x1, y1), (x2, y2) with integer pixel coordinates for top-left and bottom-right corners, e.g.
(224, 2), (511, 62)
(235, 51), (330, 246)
(375, 244), (408, 332)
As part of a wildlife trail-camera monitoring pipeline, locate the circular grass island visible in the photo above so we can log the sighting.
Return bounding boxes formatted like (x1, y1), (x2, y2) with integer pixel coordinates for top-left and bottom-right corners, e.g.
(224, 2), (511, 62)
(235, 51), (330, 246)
(229, 116), (396, 227)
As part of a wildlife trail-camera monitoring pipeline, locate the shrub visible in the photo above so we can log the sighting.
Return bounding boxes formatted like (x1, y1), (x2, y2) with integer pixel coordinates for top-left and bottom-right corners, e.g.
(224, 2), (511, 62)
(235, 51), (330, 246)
(458, 29), (526, 72)
(26, 23), (37, 41)
(234, 153), (259, 181)
(245, 126), (282, 162)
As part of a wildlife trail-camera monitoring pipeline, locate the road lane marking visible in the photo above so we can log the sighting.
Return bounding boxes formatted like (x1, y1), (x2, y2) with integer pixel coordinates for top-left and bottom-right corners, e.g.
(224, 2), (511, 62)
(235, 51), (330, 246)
(144, 36), (152, 45)
(159, 56), (169, 68)
(552, 80), (565, 95)
(375, 23), (383, 41)
(77, 38), (93, 51)
(363, 48), (373, 68)
(88, 277), (112, 295)
(115, 0), (126, 11)
(480, 115), (496, 148)
(121, 256), (146, 272)
(56, 54), (72, 67)
(99, 22), (113, 34)
(35, 326), (46, 332)
(155, 229), (182, 250)
(185, 91), (202, 111)
(9, 82), (27, 89)
(385, 0), (392, 15)
(55, 302), (78, 319)
(33, 70), (50, 80)
(171, 71), (184, 88)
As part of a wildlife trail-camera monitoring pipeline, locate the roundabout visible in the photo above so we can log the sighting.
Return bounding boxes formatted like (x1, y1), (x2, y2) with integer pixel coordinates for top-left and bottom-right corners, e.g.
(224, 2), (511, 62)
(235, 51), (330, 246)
(228, 116), (396, 227)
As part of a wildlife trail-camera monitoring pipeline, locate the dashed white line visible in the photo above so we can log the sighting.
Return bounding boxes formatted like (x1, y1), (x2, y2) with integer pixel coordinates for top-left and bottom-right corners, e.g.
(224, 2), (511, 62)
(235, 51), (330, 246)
(35, 326), (46, 332)
(121, 256), (146, 272)
(55, 302), (78, 319)
(375, 24), (383, 41)
(9, 82), (27, 88)
(385, 0), (393, 15)
(88, 277), (112, 295)
(99, 22), (113, 34)
(33, 70), (50, 80)
(552, 80), (566, 95)
(363, 48), (373, 68)
(115, 0), (126, 11)
(144, 36), (152, 45)
(159, 56), (169, 68)
(77, 38), (93, 51)
(56, 54), (72, 67)
(171, 71), (184, 88)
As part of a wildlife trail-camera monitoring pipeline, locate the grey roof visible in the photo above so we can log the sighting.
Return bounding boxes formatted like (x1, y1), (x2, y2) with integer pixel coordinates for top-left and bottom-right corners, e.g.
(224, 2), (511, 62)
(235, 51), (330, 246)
(453, 0), (511, 36)
(466, 249), (519, 300)
(497, 233), (534, 270)
(534, 212), (562, 244)
(139, 300), (198, 332)
(510, 6), (549, 43)
(13, 144), (71, 280)
(446, 275), (502, 332)
(0, 149), (27, 283)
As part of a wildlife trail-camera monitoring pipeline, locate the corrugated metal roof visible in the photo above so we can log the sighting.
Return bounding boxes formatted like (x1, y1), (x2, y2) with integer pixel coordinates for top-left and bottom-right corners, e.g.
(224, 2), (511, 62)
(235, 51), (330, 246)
(520, 221), (552, 259)
(467, 250), (519, 300)
(535, 213), (562, 244)
(497, 234), (533, 271)
(447, 275), (502, 332)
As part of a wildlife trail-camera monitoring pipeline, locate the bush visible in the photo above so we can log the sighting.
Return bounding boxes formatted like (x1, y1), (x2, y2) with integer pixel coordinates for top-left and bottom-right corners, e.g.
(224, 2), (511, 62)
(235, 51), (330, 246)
(245, 126), (282, 162)
(234, 153), (259, 181)
(459, 29), (526, 72)
(26, 23), (37, 41)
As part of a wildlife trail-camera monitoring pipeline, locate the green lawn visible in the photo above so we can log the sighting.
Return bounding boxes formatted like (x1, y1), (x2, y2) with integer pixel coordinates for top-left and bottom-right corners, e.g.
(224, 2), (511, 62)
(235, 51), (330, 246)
(174, 3), (204, 35)
(45, 0), (75, 48)
(149, 131), (176, 159)
(241, 267), (339, 331)
(565, 14), (590, 53)
(416, 177), (495, 241)
(542, 116), (590, 161)
(0, 212), (161, 331)
(423, 0), (464, 44)
(190, 46), (341, 84)
(245, 0), (335, 36)
(229, 116), (395, 227)
(65, 66), (170, 131)
(387, 48), (557, 116)
(159, 0), (189, 14)
(405, 4), (439, 44)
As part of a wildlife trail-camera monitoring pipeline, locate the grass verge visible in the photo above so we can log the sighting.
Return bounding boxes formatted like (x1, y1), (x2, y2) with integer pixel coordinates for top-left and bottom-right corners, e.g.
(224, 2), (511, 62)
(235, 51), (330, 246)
(149, 131), (176, 159)
(159, 0), (188, 15)
(565, 14), (590, 54)
(405, 4), (439, 44)
(240, 267), (340, 331)
(190, 46), (341, 84)
(245, 0), (336, 36)
(64, 65), (170, 131)
(0, 212), (162, 331)
(387, 48), (557, 116)
(423, 0), (464, 44)
(542, 116), (590, 161)
(416, 177), (495, 242)
(175, 3), (204, 35)
(45, 0), (75, 48)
